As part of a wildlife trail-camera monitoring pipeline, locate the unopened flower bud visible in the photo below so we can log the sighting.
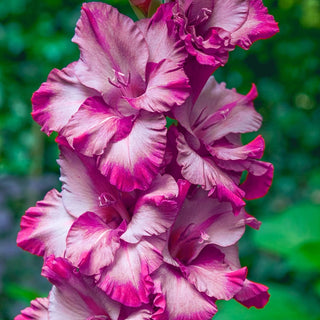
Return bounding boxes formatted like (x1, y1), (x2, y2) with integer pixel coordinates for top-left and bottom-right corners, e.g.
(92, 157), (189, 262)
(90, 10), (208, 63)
(129, 0), (161, 18)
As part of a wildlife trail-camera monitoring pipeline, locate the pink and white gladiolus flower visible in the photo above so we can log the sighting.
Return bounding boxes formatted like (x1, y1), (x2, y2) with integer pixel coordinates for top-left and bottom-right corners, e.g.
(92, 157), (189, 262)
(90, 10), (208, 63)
(32, 2), (190, 192)
(151, 185), (268, 320)
(170, 0), (279, 68)
(17, 145), (180, 307)
(169, 76), (273, 214)
(16, 0), (278, 319)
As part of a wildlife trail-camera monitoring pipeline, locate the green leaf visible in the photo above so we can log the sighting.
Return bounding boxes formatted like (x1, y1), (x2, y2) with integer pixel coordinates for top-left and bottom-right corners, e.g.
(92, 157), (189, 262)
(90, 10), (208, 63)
(254, 203), (320, 272)
(3, 283), (41, 303)
(291, 241), (320, 270)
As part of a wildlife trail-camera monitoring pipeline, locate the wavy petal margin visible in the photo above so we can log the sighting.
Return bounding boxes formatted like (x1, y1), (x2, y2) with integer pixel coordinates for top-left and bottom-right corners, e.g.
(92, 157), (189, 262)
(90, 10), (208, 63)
(31, 62), (96, 135)
(42, 256), (121, 320)
(121, 174), (179, 243)
(17, 189), (74, 257)
(99, 111), (167, 192)
(152, 264), (217, 320)
(15, 297), (49, 320)
(98, 239), (162, 307)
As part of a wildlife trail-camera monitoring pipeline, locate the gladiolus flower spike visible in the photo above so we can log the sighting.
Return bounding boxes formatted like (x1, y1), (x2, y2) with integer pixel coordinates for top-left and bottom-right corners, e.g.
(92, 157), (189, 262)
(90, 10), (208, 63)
(16, 1), (278, 319)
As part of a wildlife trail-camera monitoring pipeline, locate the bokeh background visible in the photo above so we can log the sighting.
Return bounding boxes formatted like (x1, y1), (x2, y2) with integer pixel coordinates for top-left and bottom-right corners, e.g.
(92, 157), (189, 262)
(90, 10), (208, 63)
(0, 0), (320, 318)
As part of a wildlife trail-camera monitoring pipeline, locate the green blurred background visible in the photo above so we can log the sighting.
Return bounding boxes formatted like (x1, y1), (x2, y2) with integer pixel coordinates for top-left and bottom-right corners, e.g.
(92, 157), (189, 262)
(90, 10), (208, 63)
(0, 0), (320, 318)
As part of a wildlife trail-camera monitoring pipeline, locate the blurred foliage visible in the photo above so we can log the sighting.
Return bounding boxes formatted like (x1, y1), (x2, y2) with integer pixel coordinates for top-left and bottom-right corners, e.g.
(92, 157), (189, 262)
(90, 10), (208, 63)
(0, 0), (320, 319)
(0, 0), (135, 176)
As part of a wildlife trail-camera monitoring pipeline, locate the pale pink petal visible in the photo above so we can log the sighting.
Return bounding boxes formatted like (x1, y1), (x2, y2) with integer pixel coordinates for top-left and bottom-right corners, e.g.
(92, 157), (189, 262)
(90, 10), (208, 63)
(121, 174), (179, 243)
(137, 3), (180, 64)
(65, 212), (125, 275)
(17, 189), (74, 257)
(173, 1), (230, 68)
(62, 96), (134, 157)
(42, 256), (120, 320)
(176, 132), (245, 212)
(152, 264), (217, 320)
(231, 0), (280, 49)
(170, 189), (246, 263)
(72, 2), (147, 95)
(98, 239), (162, 307)
(126, 59), (189, 112)
(173, 77), (261, 145)
(127, 4), (189, 112)
(174, 189), (246, 246)
(99, 111), (167, 192)
(181, 0), (214, 21)
(31, 62), (96, 135)
(181, 245), (247, 300)
(58, 145), (120, 220)
(15, 297), (49, 320)
(192, 82), (261, 145)
(217, 244), (241, 270)
(209, 135), (265, 161)
(205, 0), (249, 34)
(235, 279), (270, 308)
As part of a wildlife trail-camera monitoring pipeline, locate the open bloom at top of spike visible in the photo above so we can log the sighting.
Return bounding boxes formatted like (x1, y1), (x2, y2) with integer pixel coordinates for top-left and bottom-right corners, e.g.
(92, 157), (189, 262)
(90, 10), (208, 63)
(170, 0), (279, 68)
(31, 2), (190, 192)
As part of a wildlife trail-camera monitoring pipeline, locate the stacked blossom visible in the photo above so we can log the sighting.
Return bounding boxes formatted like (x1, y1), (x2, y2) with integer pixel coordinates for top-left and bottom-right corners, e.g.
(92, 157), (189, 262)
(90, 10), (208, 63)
(16, 1), (278, 319)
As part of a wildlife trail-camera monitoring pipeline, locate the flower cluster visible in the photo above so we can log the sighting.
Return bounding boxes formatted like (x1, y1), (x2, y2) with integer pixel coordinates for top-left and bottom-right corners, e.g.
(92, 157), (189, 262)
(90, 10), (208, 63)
(16, 1), (278, 319)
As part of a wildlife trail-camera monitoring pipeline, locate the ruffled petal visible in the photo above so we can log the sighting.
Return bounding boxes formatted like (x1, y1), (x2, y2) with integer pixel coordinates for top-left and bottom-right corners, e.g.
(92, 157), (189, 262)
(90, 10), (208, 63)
(230, 0), (280, 49)
(65, 212), (125, 276)
(99, 111), (167, 192)
(173, 77), (261, 145)
(152, 264), (217, 320)
(181, 245), (247, 300)
(58, 145), (121, 221)
(31, 62), (96, 135)
(241, 160), (274, 200)
(216, 245), (270, 307)
(72, 2), (147, 95)
(126, 59), (189, 113)
(209, 135), (265, 161)
(42, 256), (120, 320)
(128, 3), (190, 112)
(216, 158), (274, 199)
(192, 80), (261, 145)
(234, 279), (270, 308)
(175, 189), (246, 245)
(170, 189), (246, 263)
(62, 96), (134, 157)
(244, 211), (261, 230)
(205, 0), (249, 33)
(121, 174), (179, 243)
(15, 297), (49, 320)
(97, 239), (162, 307)
(176, 132), (245, 213)
(17, 189), (74, 257)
